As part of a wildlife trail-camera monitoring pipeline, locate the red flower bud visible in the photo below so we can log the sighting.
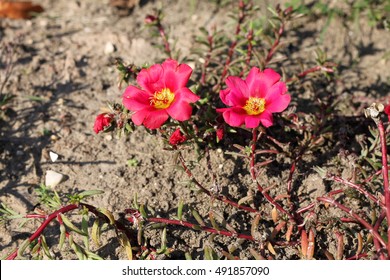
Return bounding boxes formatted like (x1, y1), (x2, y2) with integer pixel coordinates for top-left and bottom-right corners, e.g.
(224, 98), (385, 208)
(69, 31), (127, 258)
(385, 104), (390, 120)
(216, 127), (224, 142)
(94, 113), (114, 134)
(145, 15), (157, 24)
(169, 128), (187, 146)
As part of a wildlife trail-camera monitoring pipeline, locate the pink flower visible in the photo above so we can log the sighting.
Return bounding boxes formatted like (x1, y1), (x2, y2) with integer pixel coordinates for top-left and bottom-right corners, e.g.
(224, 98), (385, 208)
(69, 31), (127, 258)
(122, 59), (200, 129)
(385, 104), (390, 120)
(169, 128), (187, 145)
(216, 68), (290, 128)
(94, 113), (114, 134)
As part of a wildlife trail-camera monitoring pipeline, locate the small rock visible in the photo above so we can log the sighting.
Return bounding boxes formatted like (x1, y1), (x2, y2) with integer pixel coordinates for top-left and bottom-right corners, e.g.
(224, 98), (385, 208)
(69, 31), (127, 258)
(45, 170), (65, 188)
(39, 19), (48, 27)
(49, 151), (59, 162)
(50, 135), (59, 142)
(104, 134), (113, 141)
(104, 42), (116, 55)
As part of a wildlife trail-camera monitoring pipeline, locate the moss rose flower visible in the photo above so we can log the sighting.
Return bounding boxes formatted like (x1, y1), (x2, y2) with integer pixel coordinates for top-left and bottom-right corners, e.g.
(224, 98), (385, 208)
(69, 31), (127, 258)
(217, 68), (290, 128)
(122, 59), (200, 129)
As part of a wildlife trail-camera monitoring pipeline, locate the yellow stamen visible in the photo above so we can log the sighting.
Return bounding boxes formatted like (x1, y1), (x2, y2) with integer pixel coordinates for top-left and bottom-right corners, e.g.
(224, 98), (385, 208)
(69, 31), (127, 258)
(243, 97), (266, 115)
(150, 88), (175, 109)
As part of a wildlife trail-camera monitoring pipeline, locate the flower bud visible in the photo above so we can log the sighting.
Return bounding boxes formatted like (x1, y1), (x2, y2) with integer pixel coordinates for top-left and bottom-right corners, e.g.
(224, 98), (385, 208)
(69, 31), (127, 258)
(385, 103), (390, 120)
(169, 128), (187, 146)
(94, 113), (114, 134)
(216, 127), (224, 142)
(145, 15), (157, 24)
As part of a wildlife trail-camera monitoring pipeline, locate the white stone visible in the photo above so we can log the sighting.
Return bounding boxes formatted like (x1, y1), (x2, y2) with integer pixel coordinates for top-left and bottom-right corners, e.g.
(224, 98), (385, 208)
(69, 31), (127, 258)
(49, 151), (59, 162)
(104, 42), (116, 54)
(45, 170), (65, 188)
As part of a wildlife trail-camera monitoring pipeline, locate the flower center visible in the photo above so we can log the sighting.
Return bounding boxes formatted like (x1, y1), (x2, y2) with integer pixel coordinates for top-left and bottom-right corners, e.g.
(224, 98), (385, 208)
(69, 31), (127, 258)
(243, 97), (266, 115)
(150, 88), (175, 109)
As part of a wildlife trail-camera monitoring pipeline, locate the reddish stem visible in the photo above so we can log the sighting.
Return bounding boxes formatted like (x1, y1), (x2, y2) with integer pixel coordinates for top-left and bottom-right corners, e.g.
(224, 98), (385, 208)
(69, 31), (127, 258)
(265, 24), (284, 66)
(240, 28), (254, 77)
(328, 175), (384, 207)
(217, 0), (247, 90)
(250, 129), (294, 221)
(6, 202), (133, 260)
(157, 23), (171, 58)
(25, 214), (46, 219)
(346, 253), (368, 260)
(287, 161), (296, 194)
(178, 153), (260, 214)
(6, 204), (79, 260)
(376, 119), (390, 255)
(317, 196), (387, 252)
(296, 203), (315, 215)
(285, 65), (335, 83)
(147, 217), (254, 241)
(128, 213), (299, 248)
(373, 210), (387, 260)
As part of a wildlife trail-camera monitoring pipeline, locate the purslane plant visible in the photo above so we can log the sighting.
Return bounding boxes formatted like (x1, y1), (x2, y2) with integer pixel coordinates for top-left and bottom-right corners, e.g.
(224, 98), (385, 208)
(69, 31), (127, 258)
(4, 1), (390, 260)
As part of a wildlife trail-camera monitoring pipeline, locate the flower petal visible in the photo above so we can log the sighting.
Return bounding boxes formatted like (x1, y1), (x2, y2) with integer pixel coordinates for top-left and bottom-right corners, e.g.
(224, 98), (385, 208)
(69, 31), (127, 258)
(226, 76), (249, 98)
(259, 110), (274, 127)
(265, 82), (290, 113)
(245, 115), (261, 128)
(175, 87), (200, 103)
(220, 107), (246, 127)
(246, 68), (281, 98)
(167, 100), (193, 121)
(219, 88), (232, 106)
(122, 86), (151, 111)
(162, 59), (192, 92)
(220, 76), (248, 107)
(131, 110), (148, 126)
(137, 64), (164, 94)
(143, 110), (169, 129)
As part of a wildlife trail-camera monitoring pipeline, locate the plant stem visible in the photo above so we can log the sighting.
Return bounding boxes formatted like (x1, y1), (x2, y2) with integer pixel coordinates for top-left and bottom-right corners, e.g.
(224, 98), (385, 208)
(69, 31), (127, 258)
(264, 24), (284, 67)
(240, 28), (254, 77)
(216, 0), (247, 90)
(376, 118), (390, 255)
(317, 196), (387, 252)
(147, 216), (254, 241)
(178, 152), (260, 214)
(6, 204), (79, 260)
(327, 174), (384, 207)
(250, 128), (294, 221)
(6, 203), (133, 260)
(296, 203), (315, 215)
(157, 22), (172, 58)
(373, 210), (387, 260)
(285, 64), (335, 83)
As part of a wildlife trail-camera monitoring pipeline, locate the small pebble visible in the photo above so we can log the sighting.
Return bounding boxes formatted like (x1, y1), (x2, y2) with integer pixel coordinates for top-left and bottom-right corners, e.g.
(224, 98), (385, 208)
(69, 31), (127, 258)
(104, 42), (116, 55)
(45, 170), (65, 189)
(49, 151), (59, 162)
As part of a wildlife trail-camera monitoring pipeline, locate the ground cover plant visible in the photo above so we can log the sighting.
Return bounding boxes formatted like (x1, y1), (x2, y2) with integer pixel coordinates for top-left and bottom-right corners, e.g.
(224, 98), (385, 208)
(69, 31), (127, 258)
(1, 0), (390, 260)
